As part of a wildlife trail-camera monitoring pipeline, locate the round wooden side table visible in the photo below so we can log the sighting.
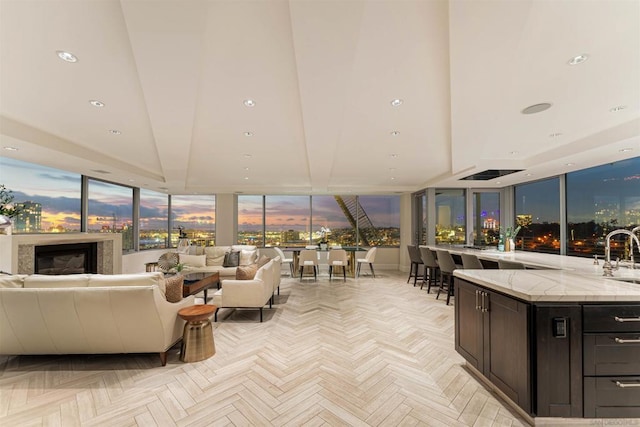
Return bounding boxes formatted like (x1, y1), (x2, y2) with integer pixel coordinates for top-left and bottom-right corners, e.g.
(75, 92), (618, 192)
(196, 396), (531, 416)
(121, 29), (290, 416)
(178, 304), (216, 362)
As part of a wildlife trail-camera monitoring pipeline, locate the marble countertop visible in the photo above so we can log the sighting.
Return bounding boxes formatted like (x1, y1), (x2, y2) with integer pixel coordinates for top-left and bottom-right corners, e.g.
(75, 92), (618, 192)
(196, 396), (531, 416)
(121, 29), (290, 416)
(422, 245), (640, 302)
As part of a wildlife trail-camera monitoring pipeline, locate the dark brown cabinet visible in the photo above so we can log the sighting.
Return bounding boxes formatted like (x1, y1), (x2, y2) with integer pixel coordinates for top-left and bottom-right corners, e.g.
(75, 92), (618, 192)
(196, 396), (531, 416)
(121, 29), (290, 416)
(583, 304), (640, 417)
(535, 305), (583, 417)
(455, 277), (640, 421)
(455, 279), (531, 413)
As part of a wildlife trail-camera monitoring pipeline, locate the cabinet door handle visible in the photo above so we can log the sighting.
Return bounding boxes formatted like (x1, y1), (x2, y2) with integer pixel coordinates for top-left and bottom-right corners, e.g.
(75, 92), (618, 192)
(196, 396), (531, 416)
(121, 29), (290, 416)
(614, 316), (640, 322)
(481, 292), (489, 313)
(614, 337), (640, 344)
(615, 380), (640, 388)
(475, 290), (480, 310)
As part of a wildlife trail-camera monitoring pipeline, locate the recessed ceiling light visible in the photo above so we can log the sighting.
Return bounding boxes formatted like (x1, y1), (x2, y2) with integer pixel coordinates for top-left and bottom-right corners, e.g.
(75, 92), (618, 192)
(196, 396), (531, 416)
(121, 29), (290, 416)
(390, 99), (403, 107)
(510, 151), (519, 155)
(89, 100), (105, 108)
(496, 181), (501, 185)
(549, 132), (562, 138)
(565, 163), (575, 166)
(159, 186), (168, 190)
(108, 129), (121, 135)
(521, 103), (552, 114)
(390, 154), (398, 158)
(91, 169), (111, 174)
(389, 167), (396, 171)
(390, 177), (395, 180)
(609, 105), (626, 113)
(568, 54), (588, 65)
(619, 148), (633, 152)
(128, 179), (135, 182)
(3, 146), (18, 151)
(244, 176), (249, 180)
(56, 50), (78, 63)
(525, 173), (532, 177)
(244, 132), (253, 137)
(390, 131), (400, 136)
(243, 99), (255, 107)
(243, 154), (252, 159)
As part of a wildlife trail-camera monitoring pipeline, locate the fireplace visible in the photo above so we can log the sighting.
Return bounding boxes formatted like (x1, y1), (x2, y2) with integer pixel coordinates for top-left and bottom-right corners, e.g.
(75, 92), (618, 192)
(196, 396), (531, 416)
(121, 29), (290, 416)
(34, 242), (98, 275)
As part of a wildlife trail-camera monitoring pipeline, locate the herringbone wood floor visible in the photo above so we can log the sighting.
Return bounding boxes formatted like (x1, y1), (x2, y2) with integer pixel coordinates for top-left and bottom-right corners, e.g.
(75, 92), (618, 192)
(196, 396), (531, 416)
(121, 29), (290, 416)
(0, 271), (529, 426)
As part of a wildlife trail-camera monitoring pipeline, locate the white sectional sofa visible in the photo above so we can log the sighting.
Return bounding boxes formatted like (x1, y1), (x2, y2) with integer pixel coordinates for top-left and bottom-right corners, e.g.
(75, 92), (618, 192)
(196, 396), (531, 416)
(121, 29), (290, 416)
(175, 245), (259, 279)
(0, 272), (195, 366)
(212, 256), (281, 322)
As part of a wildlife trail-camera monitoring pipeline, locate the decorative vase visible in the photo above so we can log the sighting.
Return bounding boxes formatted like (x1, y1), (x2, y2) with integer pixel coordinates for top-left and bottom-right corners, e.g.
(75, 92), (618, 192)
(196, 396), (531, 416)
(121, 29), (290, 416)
(507, 238), (515, 252)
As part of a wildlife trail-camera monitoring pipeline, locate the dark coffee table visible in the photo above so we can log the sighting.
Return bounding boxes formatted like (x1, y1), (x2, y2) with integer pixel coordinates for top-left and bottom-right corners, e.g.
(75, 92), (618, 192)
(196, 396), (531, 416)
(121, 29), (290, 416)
(182, 272), (220, 303)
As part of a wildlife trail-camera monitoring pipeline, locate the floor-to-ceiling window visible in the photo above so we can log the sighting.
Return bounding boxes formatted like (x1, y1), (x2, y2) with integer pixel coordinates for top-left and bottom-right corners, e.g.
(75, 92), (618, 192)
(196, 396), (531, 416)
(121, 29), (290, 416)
(265, 196), (310, 247)
(358, 195), (401, 246)
(0, 157), (81, 233)
(311, 195), (356, 246)
(241, 195), (401, 248)
(87, 179), (134, 251)
(567, 157), (640, 259)
(435, 189), (466, 244)
(170, 195), (216, 247)
(139, 189), (168, 250)
(237, 195), (264, 246)
(515, 178), (560, 254)
(471, 191), (500, 246)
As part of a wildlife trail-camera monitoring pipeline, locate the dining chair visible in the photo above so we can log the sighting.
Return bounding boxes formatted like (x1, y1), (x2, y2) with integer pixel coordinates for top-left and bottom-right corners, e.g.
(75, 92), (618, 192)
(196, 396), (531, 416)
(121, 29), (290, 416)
(407, 245), (424, 286)
(461, 253), (484, 269)
(273, 246), (294, 277)
(356, 247), (377, 278)
(435, 250), (459, 305)
(328, 249), (349, 282)
(498, 259), (526, 269)
(419, 247), (439, 293)
(298, 249), (319, 281)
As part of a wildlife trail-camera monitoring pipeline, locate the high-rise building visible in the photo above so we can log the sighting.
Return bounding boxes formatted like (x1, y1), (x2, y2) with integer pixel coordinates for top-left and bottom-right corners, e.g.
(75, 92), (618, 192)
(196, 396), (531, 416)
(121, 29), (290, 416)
(13, 201), (42, 232)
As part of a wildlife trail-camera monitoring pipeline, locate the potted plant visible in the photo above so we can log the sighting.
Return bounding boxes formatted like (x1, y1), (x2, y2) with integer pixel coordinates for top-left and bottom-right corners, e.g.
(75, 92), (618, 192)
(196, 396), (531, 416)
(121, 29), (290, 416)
(0, 185), (23, 234)
(319, 226), (331, 250)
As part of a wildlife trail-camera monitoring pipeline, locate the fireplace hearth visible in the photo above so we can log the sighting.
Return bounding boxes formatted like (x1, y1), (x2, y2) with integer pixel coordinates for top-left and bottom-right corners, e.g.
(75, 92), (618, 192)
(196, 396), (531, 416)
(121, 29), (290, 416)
(35, 242), (98, 275)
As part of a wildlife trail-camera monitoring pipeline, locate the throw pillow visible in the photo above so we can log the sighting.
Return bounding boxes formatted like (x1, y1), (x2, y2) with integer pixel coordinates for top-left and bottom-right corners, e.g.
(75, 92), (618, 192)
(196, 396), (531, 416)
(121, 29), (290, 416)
(158, 252), (179, 272)
(205, 246), (228, 266)
(179, 254), (206, 267)
(239, 249), (258, 266)
(257, 254), (271, 268)
(223, 250), (240, 267)
(236, 264), (258, 280)
(165, 274), (184, 303)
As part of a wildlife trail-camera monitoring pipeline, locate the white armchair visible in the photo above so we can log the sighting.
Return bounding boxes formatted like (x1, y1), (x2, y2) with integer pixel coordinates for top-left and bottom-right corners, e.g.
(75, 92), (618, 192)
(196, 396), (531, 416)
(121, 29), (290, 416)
(212, 259), (275, 322)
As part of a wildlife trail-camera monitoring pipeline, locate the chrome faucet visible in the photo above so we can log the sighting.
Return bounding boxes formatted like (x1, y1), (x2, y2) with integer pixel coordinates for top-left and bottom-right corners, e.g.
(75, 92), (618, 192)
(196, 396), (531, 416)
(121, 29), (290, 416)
(603, 229), (640, 277)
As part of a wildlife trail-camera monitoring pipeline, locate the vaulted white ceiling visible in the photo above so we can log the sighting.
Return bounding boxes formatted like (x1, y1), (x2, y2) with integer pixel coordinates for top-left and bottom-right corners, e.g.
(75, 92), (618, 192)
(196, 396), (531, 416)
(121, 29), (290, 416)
(1, 0), (638, 195)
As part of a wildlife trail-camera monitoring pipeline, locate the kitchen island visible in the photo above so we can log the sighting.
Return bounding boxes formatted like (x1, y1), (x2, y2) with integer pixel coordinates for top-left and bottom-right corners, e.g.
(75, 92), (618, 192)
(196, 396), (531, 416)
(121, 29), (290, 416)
(424, 246), (640, 424)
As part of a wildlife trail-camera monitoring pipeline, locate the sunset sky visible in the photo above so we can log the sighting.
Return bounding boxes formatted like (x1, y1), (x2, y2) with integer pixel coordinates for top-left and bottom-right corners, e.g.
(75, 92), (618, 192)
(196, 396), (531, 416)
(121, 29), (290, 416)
(0, 157), (400, 232)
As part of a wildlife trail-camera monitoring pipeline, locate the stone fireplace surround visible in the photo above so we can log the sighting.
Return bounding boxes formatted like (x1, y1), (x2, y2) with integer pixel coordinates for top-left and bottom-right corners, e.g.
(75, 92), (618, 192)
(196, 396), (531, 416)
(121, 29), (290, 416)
(0, 233), (122, 275)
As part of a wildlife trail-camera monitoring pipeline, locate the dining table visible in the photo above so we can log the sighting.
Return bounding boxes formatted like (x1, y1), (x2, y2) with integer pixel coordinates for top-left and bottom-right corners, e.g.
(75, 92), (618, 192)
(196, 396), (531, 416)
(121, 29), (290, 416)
(283, 246), (367, 277)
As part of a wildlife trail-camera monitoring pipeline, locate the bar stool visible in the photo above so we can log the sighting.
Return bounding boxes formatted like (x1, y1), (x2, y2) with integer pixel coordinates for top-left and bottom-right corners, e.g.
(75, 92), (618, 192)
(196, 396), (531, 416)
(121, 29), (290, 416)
(407, 245), (424, 286)
(435, 250), (459, 305)
(419, 247), (439, 293)
(461, 253), (484, 269)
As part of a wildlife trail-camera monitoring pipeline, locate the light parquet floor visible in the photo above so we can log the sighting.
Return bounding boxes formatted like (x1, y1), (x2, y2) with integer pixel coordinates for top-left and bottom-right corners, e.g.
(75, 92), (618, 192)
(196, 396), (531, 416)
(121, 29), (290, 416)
(0, 270), (531, 427)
